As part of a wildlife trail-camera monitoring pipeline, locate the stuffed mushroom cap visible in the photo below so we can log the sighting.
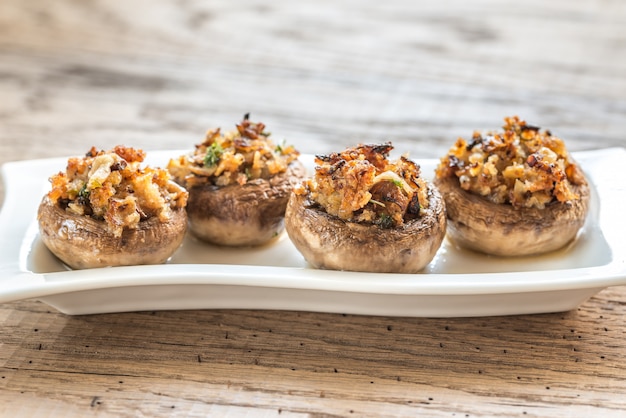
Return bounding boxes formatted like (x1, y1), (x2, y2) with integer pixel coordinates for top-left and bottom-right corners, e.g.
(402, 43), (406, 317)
(38, 146), (188, 269)
(434, 116), (590, 257)
(285, 143), (447, 273)
(168, 114), (304, 246)
(185, 160), (305, 246)
(38, 197), (187, 269)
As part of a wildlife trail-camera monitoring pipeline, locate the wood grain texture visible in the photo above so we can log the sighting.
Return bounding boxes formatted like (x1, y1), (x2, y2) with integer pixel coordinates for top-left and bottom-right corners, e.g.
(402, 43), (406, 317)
(1, 292), (626, 417)
(1, 0), (626, 416)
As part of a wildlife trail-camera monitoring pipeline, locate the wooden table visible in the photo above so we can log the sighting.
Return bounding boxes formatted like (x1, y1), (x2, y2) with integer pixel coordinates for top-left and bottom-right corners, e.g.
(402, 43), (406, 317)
(1, 1), (625, 416)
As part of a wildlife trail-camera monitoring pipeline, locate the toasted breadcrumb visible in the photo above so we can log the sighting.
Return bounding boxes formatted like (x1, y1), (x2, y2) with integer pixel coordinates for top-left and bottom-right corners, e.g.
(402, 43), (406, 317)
(435, 116), (586, 209)
(47, 146), (188, 237)
(167, 115), (300, 188)
(295, 143), (429, 228)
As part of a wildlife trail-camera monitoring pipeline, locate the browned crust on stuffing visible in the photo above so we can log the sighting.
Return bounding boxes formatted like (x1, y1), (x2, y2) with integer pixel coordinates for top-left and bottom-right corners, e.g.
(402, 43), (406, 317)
(297, 143), (430, 228)
(46, 146), (188, 238)
(435, 116), (586, 209)
(167, 115), (301, 188)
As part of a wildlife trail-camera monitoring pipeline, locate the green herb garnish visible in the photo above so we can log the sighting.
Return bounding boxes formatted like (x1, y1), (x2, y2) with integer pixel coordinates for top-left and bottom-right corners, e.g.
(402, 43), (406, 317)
(78, 183), (90, 199)
(275, 139), (286, 154)
(204, 142), (224, 167)
(377, 213), (394, 229)
(76, 183), (90, 205)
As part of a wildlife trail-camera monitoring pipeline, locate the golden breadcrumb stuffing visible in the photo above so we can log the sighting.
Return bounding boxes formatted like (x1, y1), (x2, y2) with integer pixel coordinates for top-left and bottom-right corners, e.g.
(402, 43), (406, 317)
(295, 143), (430, 228)
(435, 116), (586, 209)
(167, 114), (300, 188)
(47, 146), (188, 237)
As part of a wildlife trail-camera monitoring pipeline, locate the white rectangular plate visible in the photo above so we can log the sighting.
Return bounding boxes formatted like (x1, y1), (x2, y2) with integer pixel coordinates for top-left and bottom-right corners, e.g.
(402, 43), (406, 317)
(1, 148), (625, 317)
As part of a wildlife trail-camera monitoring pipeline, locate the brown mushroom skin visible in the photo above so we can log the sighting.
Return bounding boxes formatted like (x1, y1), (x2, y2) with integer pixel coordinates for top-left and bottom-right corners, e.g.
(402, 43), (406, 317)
(186, 161), (306, 246)
(433, 175), (590, 257)
(285, 182), (447, 273)
(37, 197), (187, 270)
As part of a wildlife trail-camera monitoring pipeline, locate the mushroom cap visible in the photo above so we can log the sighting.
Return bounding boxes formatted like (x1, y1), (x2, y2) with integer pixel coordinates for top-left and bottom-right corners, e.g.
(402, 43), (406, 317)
(37, 196), (187, 269)
(433, 175), (590, 256)
(186, 160), (306, 246)
(285, 181), (447, 273)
